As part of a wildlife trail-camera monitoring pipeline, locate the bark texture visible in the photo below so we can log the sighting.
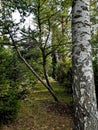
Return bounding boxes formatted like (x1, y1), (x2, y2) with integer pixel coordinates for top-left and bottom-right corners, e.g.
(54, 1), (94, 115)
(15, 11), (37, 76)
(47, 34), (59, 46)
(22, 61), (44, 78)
(72, 0), (98, 130)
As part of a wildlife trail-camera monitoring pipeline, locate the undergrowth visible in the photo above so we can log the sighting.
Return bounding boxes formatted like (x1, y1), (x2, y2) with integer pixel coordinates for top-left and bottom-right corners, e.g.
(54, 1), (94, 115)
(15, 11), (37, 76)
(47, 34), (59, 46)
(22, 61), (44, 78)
(1, 81), (73, 130)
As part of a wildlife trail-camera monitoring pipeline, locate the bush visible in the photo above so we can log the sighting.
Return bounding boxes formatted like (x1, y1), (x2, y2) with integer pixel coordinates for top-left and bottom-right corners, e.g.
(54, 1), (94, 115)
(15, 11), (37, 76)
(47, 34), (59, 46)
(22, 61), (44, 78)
(0, 85), (20, 124)
(57, 58), (72, 80)
(56, 57), (72, 93)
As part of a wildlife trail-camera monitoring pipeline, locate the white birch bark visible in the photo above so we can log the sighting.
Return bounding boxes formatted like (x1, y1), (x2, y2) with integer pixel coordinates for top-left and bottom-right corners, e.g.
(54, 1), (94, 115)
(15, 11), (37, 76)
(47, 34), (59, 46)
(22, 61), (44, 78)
(72, 0), (98, 130)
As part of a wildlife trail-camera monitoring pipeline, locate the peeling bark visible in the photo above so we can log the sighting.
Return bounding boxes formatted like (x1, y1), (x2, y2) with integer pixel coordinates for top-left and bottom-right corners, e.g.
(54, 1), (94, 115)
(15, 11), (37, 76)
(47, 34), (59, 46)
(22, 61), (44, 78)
(72, 0), (98, 130)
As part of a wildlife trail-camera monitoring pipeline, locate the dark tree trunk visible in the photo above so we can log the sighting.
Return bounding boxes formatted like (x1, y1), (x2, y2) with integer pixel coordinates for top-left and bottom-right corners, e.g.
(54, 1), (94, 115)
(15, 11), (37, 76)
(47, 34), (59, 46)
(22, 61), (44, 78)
(52, 52), (57, 80)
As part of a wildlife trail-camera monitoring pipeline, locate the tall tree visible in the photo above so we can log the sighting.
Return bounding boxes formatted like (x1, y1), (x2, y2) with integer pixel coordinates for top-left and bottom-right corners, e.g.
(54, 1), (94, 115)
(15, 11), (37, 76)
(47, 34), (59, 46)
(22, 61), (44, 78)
(0, 0), (59, 102)
(0, 0), (71, 102)
(72, 0), (98, 129)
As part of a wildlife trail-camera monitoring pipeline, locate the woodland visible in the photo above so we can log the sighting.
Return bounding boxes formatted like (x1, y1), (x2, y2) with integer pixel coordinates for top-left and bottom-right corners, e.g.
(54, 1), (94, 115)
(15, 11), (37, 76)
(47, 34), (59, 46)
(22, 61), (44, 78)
(0, 0), (98, 130)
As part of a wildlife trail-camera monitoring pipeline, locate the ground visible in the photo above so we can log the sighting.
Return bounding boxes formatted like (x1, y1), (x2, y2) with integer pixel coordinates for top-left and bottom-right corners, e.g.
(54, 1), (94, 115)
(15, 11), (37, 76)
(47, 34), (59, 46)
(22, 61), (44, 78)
(1, 81), (74, 130)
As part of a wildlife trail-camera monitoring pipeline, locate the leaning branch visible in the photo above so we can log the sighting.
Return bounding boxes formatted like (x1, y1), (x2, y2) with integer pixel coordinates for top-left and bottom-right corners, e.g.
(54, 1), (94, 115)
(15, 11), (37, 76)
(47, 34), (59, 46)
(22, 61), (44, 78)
(8, 29), (59, 102)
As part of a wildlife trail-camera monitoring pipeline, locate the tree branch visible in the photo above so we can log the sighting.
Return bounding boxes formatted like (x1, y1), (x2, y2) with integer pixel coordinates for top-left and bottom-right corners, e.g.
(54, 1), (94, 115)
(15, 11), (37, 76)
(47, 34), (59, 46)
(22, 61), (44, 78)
(7, 28), (59, 102)
(43, 18), (51, 49)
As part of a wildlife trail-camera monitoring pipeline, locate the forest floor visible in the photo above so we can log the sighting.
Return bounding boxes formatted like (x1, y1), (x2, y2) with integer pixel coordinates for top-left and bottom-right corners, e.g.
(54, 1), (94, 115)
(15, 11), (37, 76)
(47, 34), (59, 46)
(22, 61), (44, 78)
(1, 81), (74, 130)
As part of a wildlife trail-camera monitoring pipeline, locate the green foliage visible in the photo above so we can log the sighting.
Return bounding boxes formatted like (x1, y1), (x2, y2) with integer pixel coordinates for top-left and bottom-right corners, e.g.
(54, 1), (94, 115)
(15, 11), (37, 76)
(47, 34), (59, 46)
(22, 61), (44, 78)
(1, 0), (72, 84)
(0, 47), (20, 124)
(56, 57), (72, 92)
(0, 85), (20, 124)
(1, 0), (72, 101)
(90, 1), (98, 24)
(1, 81), (73, 130)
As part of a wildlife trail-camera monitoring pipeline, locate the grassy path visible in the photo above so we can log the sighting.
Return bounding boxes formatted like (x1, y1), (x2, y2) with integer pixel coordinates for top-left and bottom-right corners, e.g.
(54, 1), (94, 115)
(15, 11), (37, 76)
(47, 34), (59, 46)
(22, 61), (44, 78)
(1, 81), (73, 130)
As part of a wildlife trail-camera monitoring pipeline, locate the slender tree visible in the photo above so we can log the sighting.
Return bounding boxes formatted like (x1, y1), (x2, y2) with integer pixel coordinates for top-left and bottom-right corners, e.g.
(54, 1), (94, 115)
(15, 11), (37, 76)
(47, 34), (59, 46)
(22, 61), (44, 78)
(0, 0), (71, 102)
(72, 0), (98, 129)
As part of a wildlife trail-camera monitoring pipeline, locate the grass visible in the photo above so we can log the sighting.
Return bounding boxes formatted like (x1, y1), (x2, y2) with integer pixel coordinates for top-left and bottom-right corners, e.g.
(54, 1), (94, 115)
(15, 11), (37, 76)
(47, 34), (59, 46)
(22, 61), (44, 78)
(1, 81), (73, 130)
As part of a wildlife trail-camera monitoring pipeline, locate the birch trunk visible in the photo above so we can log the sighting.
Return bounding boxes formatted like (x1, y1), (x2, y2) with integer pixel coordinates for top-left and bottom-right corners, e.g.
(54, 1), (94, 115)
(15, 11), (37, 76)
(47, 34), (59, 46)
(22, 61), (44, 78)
(72, 0), (98, 129)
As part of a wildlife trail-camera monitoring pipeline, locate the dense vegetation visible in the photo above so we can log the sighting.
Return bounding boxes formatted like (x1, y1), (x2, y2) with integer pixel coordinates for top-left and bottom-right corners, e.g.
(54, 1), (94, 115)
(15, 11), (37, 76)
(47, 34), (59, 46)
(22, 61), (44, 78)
(0, 0), (98, 128)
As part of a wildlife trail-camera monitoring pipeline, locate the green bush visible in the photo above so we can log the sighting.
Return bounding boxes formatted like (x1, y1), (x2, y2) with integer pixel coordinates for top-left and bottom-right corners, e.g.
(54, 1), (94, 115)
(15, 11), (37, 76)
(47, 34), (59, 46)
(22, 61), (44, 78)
(56, 57), (72, 93)
(56, 58), (72, 81)
(0, 85), (20, 124)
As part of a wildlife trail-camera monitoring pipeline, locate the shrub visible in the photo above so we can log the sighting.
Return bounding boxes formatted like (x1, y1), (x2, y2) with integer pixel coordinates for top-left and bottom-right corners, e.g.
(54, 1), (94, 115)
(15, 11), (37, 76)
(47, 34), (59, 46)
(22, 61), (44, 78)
(0, 85), (20, 124)
(56, 57), (72, 93)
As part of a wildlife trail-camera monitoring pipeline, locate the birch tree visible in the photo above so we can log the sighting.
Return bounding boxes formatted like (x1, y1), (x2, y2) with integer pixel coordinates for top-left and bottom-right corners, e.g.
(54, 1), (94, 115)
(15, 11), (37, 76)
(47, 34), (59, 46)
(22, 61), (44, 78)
(72, 0), (98, 129)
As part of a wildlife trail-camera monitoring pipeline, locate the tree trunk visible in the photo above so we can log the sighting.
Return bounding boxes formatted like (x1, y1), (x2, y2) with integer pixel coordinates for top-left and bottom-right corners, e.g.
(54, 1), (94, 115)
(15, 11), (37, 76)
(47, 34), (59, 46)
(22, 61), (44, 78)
(52, 51), (57, 80)
(17, 48), (59, 102)
(42, 51), (54, 91)
(8, 31), (59, 102)
(72, 0), (98, 130)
